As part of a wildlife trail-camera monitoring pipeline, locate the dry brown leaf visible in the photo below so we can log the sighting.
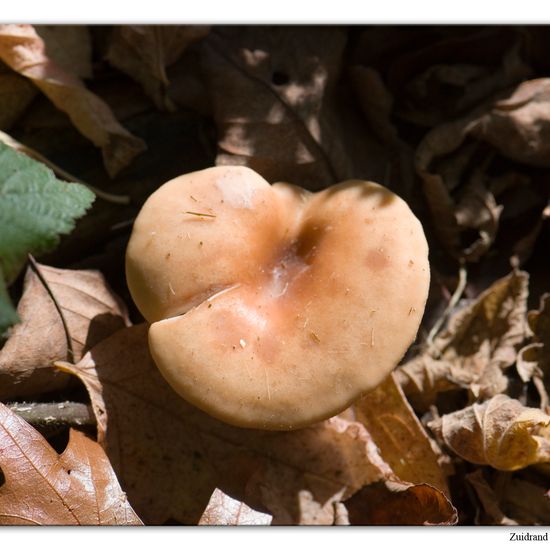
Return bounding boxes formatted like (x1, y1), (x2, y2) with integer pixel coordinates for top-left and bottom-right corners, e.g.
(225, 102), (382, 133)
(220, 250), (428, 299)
(414, 77), (550, 262)
(0, 262), (129, 400)
(497, 475), (550, 525)
(201, 26), (390, 191)
(345, 479), (457, 525)
(106, 25), (209, 111)
(465, 469), (518, 525)
(0, 24), (146, 177)
(56, 324), (399, 525)
(353, 374), (451, 494)
(199, 488), (272, 525)
(396, 270), (528, 410)
(349, 65), (398, 145)
(471, 79), (550, 167)
(352, 28), (530, 129)
(415, 109), (504, 261)
(517, 294), (550, 408)
(429, 394), (550, 470)
(0, 402), (142, 525)
(0, 67), (37, 130)
(34, 25), (93, 79)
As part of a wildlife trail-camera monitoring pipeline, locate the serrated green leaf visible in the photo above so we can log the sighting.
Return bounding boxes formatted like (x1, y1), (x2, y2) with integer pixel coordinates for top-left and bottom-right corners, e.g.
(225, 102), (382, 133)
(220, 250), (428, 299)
(0, 142), (95, 283)
(0, 141), (95, 331)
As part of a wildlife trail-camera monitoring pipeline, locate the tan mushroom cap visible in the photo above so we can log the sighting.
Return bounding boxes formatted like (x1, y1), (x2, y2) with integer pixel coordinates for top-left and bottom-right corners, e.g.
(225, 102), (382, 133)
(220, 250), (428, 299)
(126, 166), (430, 430)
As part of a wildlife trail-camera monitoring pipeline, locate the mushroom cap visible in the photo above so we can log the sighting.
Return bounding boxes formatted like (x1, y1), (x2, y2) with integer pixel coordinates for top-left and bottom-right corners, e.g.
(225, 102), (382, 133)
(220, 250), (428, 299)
(126, 166), (430, 430)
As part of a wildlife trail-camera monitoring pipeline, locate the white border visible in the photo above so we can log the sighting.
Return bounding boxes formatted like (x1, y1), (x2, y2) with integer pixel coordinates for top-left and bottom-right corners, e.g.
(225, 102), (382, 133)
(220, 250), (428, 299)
(4, 526), (550, 549)
(3, 1), (550, 23)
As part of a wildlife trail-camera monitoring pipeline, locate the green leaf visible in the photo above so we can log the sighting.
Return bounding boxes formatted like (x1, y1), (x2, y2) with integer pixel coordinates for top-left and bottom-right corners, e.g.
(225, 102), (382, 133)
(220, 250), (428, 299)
(0, 141), (95, 331)
(0, 269), (18, 335)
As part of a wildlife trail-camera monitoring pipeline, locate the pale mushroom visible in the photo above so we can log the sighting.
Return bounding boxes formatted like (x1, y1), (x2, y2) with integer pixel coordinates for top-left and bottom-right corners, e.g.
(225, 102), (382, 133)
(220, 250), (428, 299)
(126, 166), (430, 430)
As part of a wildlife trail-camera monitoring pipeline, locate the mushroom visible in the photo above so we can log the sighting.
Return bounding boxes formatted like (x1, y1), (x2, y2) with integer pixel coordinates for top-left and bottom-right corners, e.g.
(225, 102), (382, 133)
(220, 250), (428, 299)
(126, 166), (430, 430)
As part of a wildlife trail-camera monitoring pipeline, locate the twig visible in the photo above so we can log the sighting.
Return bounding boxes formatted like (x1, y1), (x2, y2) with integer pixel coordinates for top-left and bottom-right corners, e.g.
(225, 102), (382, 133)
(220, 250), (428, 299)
(427, 261), (468, 347)
(7, 401), (96, 427)
(0, 130), (131, 205)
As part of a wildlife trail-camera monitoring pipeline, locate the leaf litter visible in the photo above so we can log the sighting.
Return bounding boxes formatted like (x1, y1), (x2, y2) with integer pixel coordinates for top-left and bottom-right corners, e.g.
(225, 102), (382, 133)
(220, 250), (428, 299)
(0, 24), (549, 526)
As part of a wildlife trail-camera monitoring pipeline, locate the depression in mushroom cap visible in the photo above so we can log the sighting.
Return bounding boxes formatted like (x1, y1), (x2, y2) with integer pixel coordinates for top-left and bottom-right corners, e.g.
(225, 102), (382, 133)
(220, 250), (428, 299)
(125, 166), (430, 430)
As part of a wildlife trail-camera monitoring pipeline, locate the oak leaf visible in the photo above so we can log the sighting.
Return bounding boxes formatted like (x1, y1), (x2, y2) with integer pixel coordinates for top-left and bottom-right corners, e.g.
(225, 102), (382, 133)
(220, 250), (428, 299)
(0, 402), (142, 525)
(429, 394), (550, 471)
(0, 262), (130, 400)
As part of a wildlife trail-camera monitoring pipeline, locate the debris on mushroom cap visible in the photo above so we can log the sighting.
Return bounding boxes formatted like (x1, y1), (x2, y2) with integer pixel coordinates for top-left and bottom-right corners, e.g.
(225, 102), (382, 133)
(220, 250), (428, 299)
(125, 166), (430, 430)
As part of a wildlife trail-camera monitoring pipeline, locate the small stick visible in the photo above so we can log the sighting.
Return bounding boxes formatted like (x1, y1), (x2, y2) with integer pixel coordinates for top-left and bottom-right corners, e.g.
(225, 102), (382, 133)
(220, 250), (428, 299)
(7, 401), (96, 427)
(427, 262), (468, 346)
(0, 130), (131, 205)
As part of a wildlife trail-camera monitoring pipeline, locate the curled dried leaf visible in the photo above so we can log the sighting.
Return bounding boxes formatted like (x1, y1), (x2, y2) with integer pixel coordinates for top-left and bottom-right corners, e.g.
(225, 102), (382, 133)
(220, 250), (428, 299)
(517, 294), (550, 408)
(429, 395), (550, 471)
(345, 479), (457, 525)
(471, 79), (550, 167)
(396, 270), (529, 410)
(0, 24), (146, 177)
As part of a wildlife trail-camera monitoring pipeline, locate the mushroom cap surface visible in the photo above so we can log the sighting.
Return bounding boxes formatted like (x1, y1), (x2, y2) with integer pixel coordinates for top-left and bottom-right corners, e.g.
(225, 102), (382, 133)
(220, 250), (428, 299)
(126, 166), (430, 430)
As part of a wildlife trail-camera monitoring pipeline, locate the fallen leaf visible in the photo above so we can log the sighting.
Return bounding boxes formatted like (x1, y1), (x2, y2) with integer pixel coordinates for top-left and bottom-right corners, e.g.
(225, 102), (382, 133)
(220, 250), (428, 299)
(199, 488), (272, 525)
(106, 25), (209, 111)
(353, 374), (451, 494)
(414, 78), (549, 262)
(471, 79), (550, 168)
(414, 109), (504, 261)
(352, 27), (530, 128)
(56, 324), (399, 525)
(0, 68), (37, 130)
(517, 294), (550, 408)
(345, 479), (457, 525)
(34, 25), (93, 79)
(348, 65), (398, 145)
(498, 475), (550, 525)
(465, 469), (518, 525)
(0, 24), (146, 177)
(429, 394), (550, 471)
(396, 270), (528, 410)
(0, 143), (95, 288)
(0, 402), (142, 525)
(201, 26), (390, 191)
(0, 262), (130, 400)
